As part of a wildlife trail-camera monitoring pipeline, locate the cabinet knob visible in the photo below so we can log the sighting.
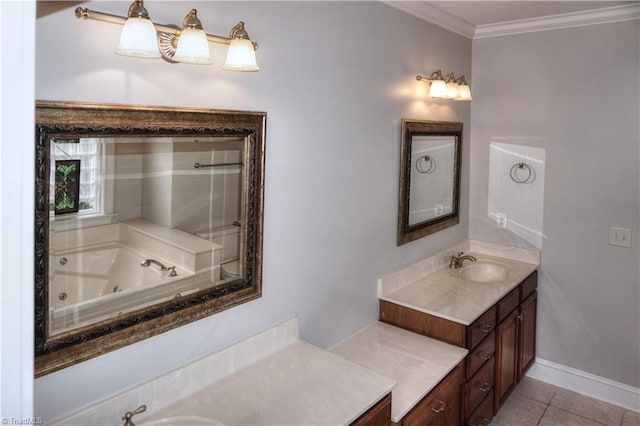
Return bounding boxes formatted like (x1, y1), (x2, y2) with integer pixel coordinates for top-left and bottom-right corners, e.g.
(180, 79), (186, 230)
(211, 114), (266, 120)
(430, 399), (446, 413)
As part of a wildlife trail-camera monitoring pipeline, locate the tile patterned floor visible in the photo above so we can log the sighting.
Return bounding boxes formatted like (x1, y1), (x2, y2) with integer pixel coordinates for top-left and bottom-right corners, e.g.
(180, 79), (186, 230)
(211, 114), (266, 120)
(489, 377), (639, 426)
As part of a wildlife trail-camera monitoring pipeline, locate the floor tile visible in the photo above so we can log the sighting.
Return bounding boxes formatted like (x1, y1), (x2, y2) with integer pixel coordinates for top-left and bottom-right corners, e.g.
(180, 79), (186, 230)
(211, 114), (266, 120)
(493, 394), (547, 426)
(514, 377), (557, 405)
(621, 409), (640, 426)
(549, 388), (625, 426)
(539, 406), (607, 426)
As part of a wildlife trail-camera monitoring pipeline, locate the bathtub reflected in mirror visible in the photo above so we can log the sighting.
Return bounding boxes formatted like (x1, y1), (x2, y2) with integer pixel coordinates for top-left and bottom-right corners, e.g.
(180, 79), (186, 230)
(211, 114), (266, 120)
(35, 101), (266, 376)
(48, 136), (245, 335)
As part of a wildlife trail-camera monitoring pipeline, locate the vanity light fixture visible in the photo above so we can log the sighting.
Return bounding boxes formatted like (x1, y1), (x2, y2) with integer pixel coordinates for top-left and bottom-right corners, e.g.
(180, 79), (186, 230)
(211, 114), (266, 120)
(454, 76), (472, 101)
(75, 0), (260, 71)
(416, 70), (472, 101)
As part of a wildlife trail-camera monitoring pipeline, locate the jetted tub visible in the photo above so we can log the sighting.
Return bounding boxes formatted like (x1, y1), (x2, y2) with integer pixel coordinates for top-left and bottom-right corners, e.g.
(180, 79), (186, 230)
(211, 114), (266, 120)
(49, 243), (198, 334)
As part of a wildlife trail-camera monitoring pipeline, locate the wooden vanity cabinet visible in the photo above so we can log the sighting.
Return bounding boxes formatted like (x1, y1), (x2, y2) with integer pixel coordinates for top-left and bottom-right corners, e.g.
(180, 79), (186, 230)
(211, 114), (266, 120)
(379, 270), (538, 424)
(494, 282), (537, 412)
(394, 363), (464, 426)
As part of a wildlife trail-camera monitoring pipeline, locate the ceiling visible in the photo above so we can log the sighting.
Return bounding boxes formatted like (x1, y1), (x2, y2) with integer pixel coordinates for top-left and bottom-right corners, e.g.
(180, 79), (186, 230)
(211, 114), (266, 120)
(385, 1), (639, 38)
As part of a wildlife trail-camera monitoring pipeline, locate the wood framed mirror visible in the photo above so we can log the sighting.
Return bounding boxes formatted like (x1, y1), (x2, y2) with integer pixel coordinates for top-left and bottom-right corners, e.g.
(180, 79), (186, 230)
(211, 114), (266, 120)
(397, 119), (462, 245)
(35, 101), (266, 376)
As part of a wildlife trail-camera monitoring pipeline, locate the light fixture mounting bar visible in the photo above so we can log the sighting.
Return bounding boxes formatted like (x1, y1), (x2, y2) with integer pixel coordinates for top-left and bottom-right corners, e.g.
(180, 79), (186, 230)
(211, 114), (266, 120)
(75, 7), (243, 47)
(75, 8), (127, 26)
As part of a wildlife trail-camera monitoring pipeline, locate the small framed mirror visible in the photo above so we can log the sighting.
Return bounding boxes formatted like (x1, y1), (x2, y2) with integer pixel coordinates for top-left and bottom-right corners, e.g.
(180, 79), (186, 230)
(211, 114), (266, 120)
(397, 119), (462, 245)
(35, 101), (266, 376)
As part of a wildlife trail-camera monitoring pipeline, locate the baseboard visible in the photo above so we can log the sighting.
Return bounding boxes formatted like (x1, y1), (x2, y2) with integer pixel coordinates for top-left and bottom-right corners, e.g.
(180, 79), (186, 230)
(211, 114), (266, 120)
(527, 358), (640, 412)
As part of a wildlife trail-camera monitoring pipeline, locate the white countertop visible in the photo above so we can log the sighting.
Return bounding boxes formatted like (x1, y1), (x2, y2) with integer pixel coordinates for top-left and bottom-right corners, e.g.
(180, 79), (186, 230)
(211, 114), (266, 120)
(380, 252), (538, 325)
(377, 240), (540, 327)
(330, 322), (468, 423)
(144, 340), (396, 425)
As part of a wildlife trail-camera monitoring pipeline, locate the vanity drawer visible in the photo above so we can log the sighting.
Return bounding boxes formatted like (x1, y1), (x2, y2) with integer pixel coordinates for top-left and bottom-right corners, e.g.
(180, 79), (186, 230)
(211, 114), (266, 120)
(400, 363), (463, 426)
(520, 271), (538, 302)
(464, 356), (495, 417)
(351, 393), (392, 426)
(467, 306), (496, 349)
(465, 389), (494, 426)
(466, 331), (495, 380)
(497, 288), (519, 323)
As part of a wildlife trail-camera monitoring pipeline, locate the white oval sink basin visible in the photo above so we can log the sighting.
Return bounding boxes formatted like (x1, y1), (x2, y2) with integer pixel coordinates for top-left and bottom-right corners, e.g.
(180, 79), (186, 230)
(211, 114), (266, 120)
(141, 416), (224, 426)
(461, 262), (509, 282)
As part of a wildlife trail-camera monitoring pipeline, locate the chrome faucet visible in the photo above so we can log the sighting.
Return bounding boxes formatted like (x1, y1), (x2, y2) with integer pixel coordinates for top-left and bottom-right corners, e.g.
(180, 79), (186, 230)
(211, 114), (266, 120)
(122, 404), (146, 426)
(140, 259), (177, 276)
(449, 252), (477, 269)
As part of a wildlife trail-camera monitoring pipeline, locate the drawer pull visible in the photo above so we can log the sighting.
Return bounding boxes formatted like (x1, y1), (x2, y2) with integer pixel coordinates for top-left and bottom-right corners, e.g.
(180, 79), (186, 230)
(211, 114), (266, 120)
(479, 381), (492, 393)
(479, 323), (492, 333)
(478, 350), (493, 360)
(430, 399), (446, 413)
(476, 416), (491, 426)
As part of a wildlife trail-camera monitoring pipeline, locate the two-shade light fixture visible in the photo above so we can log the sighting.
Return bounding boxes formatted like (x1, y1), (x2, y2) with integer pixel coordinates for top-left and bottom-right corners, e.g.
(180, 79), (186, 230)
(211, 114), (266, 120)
(416, 70), (472, 101)
(75, 0), (259, 71)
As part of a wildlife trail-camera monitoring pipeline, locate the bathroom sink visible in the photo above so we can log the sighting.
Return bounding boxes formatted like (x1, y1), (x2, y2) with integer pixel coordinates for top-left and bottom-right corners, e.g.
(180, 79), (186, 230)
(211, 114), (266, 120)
(141, 416), (225, 426)
(460, 262), (509, 283)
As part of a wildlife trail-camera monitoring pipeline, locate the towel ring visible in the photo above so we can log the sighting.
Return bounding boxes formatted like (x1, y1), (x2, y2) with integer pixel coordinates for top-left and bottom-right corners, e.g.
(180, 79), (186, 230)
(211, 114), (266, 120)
(509, 162), (535, 184)
(416, 155), (436, 174)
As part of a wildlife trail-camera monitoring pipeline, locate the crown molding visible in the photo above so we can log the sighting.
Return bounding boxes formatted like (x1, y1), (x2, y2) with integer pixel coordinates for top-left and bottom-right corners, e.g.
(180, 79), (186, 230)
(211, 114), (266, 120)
(474, 3), (640, 39)
(382, 1), (476, 39)
(383, 2), (640, 40)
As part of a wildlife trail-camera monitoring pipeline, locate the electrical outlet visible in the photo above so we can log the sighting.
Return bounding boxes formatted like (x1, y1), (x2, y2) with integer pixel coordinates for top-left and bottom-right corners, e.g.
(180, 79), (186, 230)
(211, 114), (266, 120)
(496, 213), (508, 229)
(435, 204), (444, 215)
(609, 227), (632, 248)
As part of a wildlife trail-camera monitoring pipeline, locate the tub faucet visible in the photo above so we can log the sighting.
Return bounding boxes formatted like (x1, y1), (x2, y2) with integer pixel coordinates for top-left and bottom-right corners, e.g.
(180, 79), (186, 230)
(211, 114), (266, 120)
(140, 259), (177, 276)
(449, 252), (477, 269)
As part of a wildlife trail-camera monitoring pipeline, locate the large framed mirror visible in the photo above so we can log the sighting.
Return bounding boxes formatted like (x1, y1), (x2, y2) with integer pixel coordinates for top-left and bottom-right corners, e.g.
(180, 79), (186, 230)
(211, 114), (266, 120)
(35, 101), (266, 376)
(397, 119), (462, 245)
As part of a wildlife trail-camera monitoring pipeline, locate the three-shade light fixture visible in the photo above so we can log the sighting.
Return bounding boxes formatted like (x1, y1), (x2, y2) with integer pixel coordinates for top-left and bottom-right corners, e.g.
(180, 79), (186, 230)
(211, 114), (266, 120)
(416, 70), (472, 101)
(75, 0), (259, 71)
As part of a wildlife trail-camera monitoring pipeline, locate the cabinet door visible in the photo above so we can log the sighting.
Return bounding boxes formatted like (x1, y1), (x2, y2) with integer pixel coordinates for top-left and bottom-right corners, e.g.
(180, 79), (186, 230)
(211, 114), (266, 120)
(494, 308), (519, 412)
(518, 291), (537, 379)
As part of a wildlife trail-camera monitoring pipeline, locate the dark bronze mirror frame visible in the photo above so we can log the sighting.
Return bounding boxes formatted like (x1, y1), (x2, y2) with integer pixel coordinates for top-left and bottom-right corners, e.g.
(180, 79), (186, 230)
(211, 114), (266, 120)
(35, 101), (266, 376)
(397, 119), (462, 245)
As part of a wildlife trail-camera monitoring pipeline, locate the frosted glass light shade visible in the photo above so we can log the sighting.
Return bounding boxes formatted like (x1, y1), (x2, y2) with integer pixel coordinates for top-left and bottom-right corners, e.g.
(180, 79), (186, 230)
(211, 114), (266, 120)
(446, 81), (459, 99)
(115, 17), (161, 58)
(428, 80), (448, 98)
(455, 84), (472, 101)
(173, 28), (211, 64)
(222, 39), (259, 71)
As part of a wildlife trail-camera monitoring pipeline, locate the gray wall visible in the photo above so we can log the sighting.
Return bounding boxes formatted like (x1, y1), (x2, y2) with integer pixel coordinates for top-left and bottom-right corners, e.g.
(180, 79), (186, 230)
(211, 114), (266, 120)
(470, 21), (640, 387)
(34, 1), (471, 421)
